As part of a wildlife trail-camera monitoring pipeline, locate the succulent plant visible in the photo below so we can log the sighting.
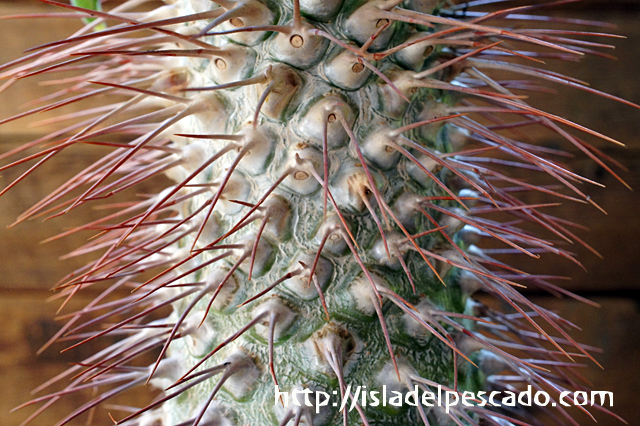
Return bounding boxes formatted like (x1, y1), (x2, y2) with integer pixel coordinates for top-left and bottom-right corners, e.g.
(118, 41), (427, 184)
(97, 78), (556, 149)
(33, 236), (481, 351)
(2, 1), (635, 426)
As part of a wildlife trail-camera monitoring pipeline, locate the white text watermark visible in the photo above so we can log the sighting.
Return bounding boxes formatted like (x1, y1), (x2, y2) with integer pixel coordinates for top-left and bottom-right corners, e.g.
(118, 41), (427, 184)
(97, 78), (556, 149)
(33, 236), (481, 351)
(274, 385), (613, 414)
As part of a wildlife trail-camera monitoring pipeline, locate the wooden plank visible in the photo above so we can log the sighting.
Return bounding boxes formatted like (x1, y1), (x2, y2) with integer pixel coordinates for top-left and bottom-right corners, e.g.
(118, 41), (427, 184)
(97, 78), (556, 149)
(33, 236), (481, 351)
(474, 145), (640, 293)
(0, 137), (171, 291)
(480, 295), (640, 426)
(1, 291), (162, 426)
(522, 14), (640, 150)
(0, 1), (162, 137)
(0, 2), (86, 137)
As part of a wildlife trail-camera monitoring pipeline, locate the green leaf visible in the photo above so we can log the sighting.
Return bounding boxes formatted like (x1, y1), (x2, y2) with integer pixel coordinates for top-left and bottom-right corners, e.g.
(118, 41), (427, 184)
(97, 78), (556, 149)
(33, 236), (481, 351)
(70, 0), (106, 31)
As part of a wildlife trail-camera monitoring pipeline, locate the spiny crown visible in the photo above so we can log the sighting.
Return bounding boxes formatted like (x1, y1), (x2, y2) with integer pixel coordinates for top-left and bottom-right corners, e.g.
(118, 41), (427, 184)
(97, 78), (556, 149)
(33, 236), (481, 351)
(1, 0), (635, 426)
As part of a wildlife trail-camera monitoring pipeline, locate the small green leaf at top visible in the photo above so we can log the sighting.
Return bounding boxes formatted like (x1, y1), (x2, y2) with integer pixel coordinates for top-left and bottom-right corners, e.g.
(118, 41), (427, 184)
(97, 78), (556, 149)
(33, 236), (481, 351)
(71, 0), (106, 31)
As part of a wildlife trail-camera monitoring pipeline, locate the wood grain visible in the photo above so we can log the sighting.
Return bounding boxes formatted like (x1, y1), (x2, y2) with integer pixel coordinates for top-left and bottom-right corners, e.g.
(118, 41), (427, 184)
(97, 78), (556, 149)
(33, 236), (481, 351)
(0, 136), (171, 291)
(1, 292), (162, 426)
(481, 296), (640, 426)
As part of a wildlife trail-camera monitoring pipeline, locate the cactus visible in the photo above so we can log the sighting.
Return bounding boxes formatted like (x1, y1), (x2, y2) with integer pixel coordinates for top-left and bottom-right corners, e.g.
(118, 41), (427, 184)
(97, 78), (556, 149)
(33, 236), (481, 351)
(2, 1), (635, 426)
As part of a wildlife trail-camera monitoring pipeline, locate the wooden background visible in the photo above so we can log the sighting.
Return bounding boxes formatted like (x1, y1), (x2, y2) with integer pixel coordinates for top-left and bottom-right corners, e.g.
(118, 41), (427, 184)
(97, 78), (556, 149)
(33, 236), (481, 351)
(0, 1), (638, 425)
